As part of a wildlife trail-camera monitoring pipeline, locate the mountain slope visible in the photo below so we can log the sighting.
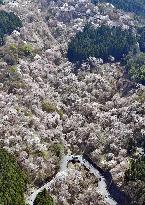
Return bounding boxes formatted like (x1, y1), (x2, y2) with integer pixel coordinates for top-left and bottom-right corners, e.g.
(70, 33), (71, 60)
(0, 0), (145, 204)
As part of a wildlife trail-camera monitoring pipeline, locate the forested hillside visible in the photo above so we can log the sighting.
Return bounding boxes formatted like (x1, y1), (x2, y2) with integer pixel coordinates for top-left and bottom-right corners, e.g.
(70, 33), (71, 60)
(67, 25), (136, 63)
(0, 149), (26, 205)
(67, 23), (145, 85)
(0, 0), (145, 205)
(92, 0), (145, 17)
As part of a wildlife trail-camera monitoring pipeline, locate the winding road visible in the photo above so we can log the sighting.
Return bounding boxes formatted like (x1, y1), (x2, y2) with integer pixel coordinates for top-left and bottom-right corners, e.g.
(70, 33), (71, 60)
(26, 154), (118, 205)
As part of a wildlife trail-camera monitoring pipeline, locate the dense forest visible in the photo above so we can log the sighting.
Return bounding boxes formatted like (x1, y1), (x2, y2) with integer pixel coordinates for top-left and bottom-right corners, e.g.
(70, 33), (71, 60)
(67, 25), (136, 63)
(67, 24), (145, 85)
(0, 149), (26, 205)
(34, 189), (55, 205)
(92, 0), (145, 17)
(0, 11), (22, 45)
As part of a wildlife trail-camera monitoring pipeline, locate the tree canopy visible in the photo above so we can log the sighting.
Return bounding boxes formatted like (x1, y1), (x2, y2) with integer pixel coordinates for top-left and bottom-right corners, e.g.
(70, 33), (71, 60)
(0, 11), (22, 45)
(0, 149), (26, 205)
(67, 25), (136, 63)
(92, 0), (145, 17)
(123, 52), (145, 85)
(67, 23), (145, 85)
(126, 157), (145, 181)
(124, 156), (145, 205)
(34, 189), (55, 205)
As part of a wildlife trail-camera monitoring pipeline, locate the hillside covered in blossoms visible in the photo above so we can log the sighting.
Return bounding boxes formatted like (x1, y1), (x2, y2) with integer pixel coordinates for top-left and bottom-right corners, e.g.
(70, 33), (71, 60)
(0, 0), (145, 204)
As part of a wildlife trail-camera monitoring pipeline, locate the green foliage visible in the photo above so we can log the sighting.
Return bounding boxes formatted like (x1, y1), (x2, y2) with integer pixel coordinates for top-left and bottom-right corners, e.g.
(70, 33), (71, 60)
(124, 156), (145, 204)
(92, 0), (145, 17)
(18, 44), (34, 57)
(10, 43), (34, 57)
(137, 27), (145, 53)
(10, 66), (18, 73)
(0, 43), (35, 65)
(67, 25), (136, 63)
(34, 189), (55, 205)
(67, 23), (145, 86)
(126, 157), (145, 181)
(0, 11), (22, 46)
(50, 143), (64, 158)
(42, 101), (58, 113)
(0, 64), (27, 94)
(123, 52), (145, 85)
(0, 149), (26, 205)
(42, 101), (64, 117)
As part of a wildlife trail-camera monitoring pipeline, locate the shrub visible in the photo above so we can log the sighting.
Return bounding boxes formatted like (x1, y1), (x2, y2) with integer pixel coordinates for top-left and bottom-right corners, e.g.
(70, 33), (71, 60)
(18, 44), (34, 57)
(1, 43), (34, 65)
(10, 43), (34, 57)
(50, 143), (64, 158)
(135, 89), (145, 104)
(34, 189), (55, 205)
(42, 101), (57, 113)
(0, 149), (26, 205)
(42, 100), (63, 117)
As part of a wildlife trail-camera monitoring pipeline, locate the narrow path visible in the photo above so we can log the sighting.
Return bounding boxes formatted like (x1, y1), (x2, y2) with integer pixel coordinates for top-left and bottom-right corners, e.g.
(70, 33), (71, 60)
(26, 155), (117, 205)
